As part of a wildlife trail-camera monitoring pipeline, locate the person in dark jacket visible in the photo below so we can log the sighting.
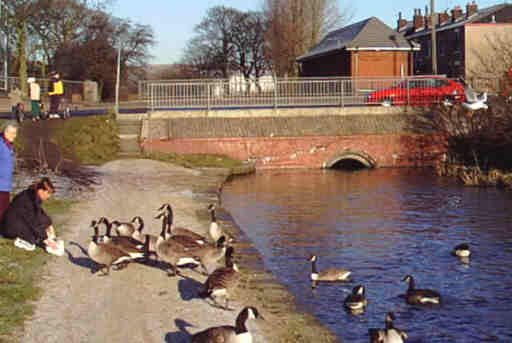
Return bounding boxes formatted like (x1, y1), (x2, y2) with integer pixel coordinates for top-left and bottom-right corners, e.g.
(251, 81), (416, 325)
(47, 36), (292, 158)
(0, 177), (63, 254)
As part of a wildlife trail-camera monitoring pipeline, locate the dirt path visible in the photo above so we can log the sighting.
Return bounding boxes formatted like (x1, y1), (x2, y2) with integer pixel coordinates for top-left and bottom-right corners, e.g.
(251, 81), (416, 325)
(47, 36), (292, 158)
(20, 159), (268, 343)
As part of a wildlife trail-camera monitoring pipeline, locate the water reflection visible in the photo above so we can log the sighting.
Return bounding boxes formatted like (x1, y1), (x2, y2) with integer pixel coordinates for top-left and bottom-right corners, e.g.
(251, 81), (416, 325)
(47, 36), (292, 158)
(221, 168), (512, 343)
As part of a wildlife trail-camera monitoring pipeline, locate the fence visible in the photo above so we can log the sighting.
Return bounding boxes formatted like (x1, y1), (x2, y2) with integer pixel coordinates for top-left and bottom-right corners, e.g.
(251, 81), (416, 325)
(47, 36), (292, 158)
(0, 76), (85, 104)
(141, 76), (479, 111)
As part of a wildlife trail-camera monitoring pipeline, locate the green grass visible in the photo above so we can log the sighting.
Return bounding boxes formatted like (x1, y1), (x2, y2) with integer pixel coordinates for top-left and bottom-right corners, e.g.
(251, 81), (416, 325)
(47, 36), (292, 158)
(50, 113), (120, 165)
(0, 198), (73, 343)
(139, 151), (247, 170)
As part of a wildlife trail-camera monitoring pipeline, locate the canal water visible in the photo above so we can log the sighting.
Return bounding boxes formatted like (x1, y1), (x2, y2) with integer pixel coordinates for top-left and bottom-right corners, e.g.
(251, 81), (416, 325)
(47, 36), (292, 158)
(220, 168), (512, 343)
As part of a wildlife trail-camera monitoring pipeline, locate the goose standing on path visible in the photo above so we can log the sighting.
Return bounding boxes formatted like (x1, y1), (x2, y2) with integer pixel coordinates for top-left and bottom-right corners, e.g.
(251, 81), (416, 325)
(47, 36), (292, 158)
(100, 217), (147, 259)
(308, 255), (351, 288)
(402, 275), (441, 305)
(198, 246), (240, 310)
(189, 235), (228, 275)
(87, 220), (133, 276)
(369, 312), (408, 343)
(98, 216), (143, 237)
(208, 203), (234, 243)
(191, 306), (263, 343)
(155, 212), (200, 277)
(157, 203), (207, 244)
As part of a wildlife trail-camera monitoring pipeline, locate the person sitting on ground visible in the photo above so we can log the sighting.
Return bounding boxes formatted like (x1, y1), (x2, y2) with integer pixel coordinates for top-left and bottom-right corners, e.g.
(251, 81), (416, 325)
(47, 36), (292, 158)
(0, 177), (64, 256)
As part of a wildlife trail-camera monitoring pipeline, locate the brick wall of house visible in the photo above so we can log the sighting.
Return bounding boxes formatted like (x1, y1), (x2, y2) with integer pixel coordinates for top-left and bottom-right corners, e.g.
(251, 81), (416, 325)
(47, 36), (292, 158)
(351, 51), (411, 77)
(300, 50), (411, 77)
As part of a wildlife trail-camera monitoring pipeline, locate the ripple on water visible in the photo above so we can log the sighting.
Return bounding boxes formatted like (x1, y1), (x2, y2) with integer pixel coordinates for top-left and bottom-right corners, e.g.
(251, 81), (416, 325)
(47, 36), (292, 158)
(221, 169), (512, 343)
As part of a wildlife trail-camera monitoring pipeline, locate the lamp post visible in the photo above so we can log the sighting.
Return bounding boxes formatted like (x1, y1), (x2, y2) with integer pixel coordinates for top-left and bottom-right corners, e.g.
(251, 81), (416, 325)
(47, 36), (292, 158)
(115, 42), (121, 117)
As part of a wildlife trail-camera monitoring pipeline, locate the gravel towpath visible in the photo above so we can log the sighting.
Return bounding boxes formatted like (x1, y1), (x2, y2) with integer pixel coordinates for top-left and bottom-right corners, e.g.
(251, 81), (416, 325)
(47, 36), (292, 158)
(20, 159), (268, 343)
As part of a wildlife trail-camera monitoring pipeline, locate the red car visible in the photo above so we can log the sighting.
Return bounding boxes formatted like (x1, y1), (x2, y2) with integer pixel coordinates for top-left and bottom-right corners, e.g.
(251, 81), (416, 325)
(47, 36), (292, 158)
(367, 77), (465, 106)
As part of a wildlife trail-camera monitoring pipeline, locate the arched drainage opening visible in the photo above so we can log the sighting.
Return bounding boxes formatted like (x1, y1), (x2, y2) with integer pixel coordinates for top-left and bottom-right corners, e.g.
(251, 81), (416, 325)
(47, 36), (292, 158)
(330, 158), (369, 170)
(324, 151), (376, 170)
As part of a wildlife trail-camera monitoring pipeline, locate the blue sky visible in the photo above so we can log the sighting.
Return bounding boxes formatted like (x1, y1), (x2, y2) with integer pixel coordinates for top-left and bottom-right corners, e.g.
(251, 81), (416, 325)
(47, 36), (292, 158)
(112, 0), (505, 65)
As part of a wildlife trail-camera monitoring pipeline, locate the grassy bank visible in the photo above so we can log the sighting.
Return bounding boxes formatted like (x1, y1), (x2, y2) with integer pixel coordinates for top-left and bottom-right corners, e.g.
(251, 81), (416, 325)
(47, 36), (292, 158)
(0, 198), (73, 343)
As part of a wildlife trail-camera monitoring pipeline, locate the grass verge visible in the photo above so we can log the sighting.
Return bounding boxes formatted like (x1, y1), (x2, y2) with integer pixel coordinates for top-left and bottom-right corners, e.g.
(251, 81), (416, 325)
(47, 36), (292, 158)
(0, 198), (74, 343)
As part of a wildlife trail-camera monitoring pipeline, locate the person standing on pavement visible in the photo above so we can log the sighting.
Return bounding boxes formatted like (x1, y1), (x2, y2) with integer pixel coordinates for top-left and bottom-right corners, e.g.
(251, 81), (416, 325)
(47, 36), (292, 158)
(28, 77), (41, 121)
(0, 121), (18, 222)
(48, 71), (64, 117)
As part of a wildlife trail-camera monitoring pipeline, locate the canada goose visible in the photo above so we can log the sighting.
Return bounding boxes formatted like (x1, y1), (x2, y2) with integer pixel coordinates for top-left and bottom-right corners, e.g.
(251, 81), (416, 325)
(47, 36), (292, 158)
(98, 216), (143, 237)
(369, 312), (408, 343)
(154, 211), (205, 250)
(191, 306), (262, 343)
(198, 246), (240, 310)
(344, 285), (367, 314)
(87, 220), (134, 276)
(189, 235), (227, 275)
(308, 255), (351, 288)
(402, 275), (441, 305)
(452, 243), (471, 258)
(157, 203), (207, 244)
(131, 220), (159, 259)
(207, 203), (234, 243)
(100, 218), (147, 259)
(155, 213), (201, 277)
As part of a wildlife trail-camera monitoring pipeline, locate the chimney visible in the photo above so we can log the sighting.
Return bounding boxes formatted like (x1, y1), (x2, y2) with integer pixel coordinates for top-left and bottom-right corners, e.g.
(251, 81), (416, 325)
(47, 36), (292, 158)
(397, 11), (408, 31)
(451, 6), (463, 21)
(414, 9), (424, 31)
(424, 6), (432, 29)
(439, 11), (450, 24)
(466, 1), (478, 18)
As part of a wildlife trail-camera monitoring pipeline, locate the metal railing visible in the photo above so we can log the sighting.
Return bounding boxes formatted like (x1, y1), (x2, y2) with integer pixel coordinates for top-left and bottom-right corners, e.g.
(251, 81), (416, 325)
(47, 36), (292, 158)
(143, 76), (475, 111)
(0, 76), (85, 103)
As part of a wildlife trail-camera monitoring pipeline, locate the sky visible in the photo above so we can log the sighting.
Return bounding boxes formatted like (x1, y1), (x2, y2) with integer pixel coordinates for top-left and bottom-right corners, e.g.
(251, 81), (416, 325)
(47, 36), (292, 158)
(112, 0), (507, 65)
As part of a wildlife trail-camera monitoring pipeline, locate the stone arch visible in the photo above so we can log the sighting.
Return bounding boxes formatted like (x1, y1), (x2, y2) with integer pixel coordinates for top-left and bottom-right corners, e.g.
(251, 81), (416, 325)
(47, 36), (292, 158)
(323, 150), (377, 169)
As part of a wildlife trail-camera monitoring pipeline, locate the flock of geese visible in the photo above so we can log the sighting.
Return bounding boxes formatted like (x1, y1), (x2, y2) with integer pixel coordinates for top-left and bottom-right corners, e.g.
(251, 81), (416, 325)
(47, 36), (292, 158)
(84, 200), (472, 343)
(86, 203), (262, 343)
(308, 243), (472, 343)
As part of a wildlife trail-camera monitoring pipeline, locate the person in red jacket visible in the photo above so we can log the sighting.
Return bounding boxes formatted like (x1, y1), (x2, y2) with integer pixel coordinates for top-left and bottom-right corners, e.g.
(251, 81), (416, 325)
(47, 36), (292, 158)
(0, 177), (64, 255)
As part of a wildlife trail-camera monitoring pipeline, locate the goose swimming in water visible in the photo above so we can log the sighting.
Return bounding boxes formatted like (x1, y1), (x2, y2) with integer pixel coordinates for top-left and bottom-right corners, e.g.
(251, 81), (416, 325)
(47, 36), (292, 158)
(308, 254), (351, 288)
(369, 312), (408, 343)
(402, 275), (441, 305)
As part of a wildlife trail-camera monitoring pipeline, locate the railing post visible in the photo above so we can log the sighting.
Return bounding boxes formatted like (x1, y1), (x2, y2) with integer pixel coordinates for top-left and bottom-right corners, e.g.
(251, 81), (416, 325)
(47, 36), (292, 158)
(340, 79), (344, 107)
(273, 77), (278, 109)
(407, 78), (410, 106)
(207, 82), (210, 112)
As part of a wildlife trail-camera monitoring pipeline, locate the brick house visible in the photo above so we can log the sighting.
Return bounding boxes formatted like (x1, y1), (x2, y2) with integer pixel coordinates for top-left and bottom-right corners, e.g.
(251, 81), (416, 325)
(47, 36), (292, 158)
(398, 2), (512, 83)
(297, 17), (418, 78)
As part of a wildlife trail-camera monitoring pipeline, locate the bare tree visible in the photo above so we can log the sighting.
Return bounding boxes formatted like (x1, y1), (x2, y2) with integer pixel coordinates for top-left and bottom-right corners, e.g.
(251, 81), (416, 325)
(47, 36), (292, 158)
(263, 0), (353, 77)
(231, 11), (270, 81)
(53, 13), (154, 100)
(467, 30), (512, 94)
(186, 6), (240, 79)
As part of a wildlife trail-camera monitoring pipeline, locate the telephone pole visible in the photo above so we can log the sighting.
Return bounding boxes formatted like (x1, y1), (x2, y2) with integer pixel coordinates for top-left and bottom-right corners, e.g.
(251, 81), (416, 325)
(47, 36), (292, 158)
(431, 0), (438, 74)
